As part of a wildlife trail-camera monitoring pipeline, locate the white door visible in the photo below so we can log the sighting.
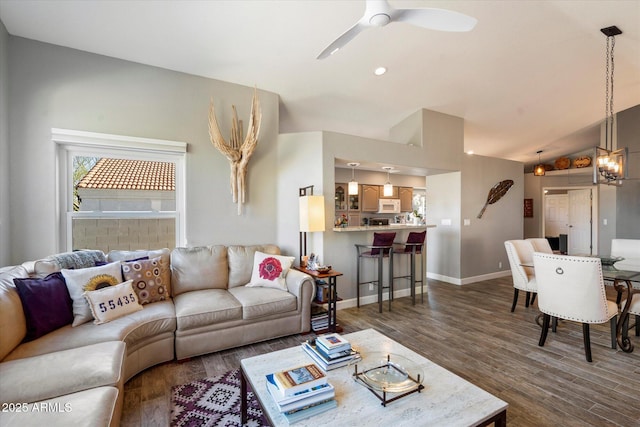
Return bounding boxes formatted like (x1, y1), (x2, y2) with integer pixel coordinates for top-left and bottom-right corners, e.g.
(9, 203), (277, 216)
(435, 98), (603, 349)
(568, 189), (592, 255)
(544, 194), (569, 237)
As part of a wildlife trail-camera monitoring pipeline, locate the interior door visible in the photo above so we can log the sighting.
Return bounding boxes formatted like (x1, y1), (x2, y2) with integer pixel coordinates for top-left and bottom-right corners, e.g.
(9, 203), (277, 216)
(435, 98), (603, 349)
(568, 189), (592, 255)
(544, 194), (568, 237)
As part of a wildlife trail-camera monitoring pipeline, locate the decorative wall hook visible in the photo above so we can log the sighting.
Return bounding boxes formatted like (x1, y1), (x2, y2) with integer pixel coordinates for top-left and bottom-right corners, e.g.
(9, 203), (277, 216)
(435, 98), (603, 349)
(208, 89), (262, 215)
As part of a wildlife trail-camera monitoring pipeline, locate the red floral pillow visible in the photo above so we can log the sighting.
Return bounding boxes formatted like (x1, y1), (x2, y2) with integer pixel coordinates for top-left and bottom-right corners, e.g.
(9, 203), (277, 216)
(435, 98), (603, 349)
(246, 251), (295, 291)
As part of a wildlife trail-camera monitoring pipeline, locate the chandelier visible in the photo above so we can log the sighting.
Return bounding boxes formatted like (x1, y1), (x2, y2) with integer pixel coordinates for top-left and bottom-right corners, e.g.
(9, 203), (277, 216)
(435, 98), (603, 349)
(594, 26), (627, 185)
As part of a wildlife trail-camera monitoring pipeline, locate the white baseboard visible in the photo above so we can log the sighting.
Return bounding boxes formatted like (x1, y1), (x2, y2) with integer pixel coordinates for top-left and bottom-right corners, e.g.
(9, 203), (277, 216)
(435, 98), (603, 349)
(427, 270), (511, 286)
(336, 287), (426, 310)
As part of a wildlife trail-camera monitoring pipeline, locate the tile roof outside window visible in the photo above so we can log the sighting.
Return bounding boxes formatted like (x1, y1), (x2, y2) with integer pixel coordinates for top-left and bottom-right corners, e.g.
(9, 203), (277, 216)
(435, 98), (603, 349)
(77, 158), (175, 191)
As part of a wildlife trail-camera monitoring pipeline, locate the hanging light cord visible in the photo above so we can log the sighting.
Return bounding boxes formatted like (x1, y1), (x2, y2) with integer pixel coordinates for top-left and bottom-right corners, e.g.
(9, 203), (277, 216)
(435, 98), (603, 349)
(605, 34), (615, 152)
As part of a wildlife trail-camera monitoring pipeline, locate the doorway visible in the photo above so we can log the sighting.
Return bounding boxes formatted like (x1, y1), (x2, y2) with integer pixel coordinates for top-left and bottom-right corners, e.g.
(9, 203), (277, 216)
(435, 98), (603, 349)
(542, 186), (597, 255)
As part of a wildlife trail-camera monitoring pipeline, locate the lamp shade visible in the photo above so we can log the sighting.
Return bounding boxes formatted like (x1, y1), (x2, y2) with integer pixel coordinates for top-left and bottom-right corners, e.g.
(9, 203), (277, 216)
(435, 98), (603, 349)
(533, 164), (545, 176)
(299, 195), (326, 232)
(348, 180), (359, 195)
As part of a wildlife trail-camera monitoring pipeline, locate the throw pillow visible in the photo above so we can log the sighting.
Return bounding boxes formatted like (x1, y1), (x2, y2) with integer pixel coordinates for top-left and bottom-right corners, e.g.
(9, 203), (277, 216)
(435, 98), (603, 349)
(371, 232), (396, 255)
(84, 280), (143, 325)
(13, 272), (74, 342)
(246, 251), (295, 291)
(61, 261), (123, 326)
(121, 256), (168, 304)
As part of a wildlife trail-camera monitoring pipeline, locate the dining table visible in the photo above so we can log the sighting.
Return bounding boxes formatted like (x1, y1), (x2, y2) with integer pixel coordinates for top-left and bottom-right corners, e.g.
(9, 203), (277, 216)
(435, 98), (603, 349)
(521, 259), (640, 353)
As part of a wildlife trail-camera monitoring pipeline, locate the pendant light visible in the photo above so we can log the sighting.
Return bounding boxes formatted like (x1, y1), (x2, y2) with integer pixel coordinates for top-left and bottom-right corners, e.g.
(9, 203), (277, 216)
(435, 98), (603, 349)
(533, 150), (545, 176)
(595, 25), (627, 185)
(382, 167), (393, 196)
(348, 162), (359, 195)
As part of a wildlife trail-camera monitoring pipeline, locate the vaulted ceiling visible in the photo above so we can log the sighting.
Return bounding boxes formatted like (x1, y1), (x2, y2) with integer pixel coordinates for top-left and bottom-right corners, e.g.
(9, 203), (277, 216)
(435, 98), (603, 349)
(1, 0), (639, 169)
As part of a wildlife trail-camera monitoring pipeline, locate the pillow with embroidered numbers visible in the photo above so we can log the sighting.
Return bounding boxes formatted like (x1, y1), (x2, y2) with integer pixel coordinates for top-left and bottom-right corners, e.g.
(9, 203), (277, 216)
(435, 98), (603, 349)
(246, 251), (295, 291)
(121, 256), (168, 304)
(84, 280), (143, 325)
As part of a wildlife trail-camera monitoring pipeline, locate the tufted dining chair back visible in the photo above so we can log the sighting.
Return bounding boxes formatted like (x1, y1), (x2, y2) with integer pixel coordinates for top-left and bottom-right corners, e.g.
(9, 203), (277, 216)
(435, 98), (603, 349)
(527, 238), (554, 254)
(533, 252), (618, 362)
(504, 240), (537, 312)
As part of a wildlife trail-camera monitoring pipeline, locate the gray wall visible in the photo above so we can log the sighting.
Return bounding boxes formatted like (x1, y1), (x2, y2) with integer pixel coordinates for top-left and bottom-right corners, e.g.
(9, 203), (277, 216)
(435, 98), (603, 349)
(616, 105), (640, 238)
(0, 19), (9, 266)
(461, 155), (523, 280)
(6, 37), (281, 264)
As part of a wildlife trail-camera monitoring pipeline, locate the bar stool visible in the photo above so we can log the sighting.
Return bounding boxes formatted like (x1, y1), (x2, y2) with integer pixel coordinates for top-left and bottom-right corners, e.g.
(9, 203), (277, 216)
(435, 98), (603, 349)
(393, 231), (426, 304)
(355, 232), (395, 313)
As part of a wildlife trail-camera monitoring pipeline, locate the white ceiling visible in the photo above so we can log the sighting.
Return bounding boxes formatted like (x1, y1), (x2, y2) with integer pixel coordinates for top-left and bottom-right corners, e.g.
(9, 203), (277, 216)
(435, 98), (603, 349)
(1, 0), (639, 169)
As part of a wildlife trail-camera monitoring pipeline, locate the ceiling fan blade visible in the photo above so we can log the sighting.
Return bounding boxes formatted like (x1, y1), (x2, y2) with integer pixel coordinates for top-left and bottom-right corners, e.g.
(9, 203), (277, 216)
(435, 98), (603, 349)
(317, 21), (369, 60)
(394, 8), (477, 32)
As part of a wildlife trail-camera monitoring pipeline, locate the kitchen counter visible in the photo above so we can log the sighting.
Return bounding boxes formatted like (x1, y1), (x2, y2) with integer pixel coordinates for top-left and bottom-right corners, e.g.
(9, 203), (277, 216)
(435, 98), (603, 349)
(333, 224), (436, 232)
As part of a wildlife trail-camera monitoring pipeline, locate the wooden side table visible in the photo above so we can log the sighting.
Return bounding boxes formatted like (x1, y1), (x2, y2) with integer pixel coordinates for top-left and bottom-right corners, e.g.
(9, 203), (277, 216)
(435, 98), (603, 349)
(293, 266), (343, 333)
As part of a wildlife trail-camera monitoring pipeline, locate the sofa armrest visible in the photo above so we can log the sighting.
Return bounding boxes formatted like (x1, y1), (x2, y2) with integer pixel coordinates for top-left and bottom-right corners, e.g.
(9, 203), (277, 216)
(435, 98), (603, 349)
(0, 341), (125, 404)
(285, 268), (315, 305)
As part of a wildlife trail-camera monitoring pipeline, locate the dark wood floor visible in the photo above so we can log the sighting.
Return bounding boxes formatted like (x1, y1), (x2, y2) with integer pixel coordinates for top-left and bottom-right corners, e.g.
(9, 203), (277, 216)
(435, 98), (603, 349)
(121, 276), (640, 427)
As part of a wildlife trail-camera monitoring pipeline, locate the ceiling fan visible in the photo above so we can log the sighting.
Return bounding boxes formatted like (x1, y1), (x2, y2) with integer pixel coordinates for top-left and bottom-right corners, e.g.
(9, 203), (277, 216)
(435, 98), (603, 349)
(317, 0), (477, 60)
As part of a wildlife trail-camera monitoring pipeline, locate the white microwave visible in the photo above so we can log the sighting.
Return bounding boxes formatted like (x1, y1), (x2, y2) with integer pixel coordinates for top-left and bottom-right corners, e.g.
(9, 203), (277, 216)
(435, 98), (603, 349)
(378, 199), (401, 214)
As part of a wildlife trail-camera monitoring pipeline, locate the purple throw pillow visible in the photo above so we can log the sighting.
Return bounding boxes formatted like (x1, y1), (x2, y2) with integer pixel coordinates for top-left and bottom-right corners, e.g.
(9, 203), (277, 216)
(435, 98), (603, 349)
(14, 272), (74, 342)
(405, 231), (426, 253)
(371, 232), (396, 255)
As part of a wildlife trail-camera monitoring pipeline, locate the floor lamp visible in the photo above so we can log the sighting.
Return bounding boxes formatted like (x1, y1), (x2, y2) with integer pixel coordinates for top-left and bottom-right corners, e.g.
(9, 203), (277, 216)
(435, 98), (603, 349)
(299, 185), (325, 267)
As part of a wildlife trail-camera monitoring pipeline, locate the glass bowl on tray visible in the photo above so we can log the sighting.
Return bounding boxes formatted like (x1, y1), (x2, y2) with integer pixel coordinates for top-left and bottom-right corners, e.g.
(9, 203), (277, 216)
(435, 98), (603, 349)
(351, 352), (424, 393)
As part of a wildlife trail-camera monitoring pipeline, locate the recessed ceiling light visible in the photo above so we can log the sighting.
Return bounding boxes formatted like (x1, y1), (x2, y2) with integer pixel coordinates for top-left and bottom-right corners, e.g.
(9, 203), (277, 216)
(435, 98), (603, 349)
(374, 67), (387, 76)
(467, 150), (474, 155)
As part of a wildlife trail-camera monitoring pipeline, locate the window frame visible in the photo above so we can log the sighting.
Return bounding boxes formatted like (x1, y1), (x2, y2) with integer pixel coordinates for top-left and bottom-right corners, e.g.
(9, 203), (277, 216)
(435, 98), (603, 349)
(53, 128), (187, 253)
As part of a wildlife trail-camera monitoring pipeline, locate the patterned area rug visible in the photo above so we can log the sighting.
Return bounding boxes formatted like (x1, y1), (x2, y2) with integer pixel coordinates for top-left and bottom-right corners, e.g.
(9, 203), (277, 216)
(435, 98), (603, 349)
(171, 369), (271, 427)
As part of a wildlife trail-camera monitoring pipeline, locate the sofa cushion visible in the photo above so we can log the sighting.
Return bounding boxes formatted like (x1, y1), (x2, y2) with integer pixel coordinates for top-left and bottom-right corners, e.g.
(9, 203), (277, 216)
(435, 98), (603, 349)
(33, 250), (106, 277)
(61, 262), (124, 326)
(121, 256), (169, 304)
(228, 286), (297, 320)
(2, 301), (175, 362)
(13, 272), (74, 341)
(171, 246), (228, 296)
(85, 280), (143, 324)
(0, 386), (119, 427)
(246, 251), (294, 291)
(173, 289), (242, 330)
(0, 266), (29, 360)
(107, 248), (171, 294)
(0, 341), (125, 404)
(227, 244), (280, 288)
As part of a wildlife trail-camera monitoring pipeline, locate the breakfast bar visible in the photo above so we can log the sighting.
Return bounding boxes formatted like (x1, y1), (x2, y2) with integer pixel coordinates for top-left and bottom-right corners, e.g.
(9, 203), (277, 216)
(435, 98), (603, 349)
(334, 224), (436, 309)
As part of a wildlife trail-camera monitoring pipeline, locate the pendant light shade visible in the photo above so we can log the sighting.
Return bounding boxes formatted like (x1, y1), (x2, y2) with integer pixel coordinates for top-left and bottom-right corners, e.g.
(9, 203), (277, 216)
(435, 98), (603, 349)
(348, 162), (359, 195)
(382, 167), (393, 196)
(533, 150), (545, 176)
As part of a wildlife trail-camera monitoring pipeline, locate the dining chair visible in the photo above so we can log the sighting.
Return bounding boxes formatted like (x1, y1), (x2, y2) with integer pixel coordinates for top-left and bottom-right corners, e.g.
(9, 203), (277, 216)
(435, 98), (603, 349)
(611, 239), (640, 272)
(533, 253), (618, 362)
(526, 238), (554, 254)
(393, 231), (426, 304)
(355, 232), (396, 313)
(504, 240), (537, 312)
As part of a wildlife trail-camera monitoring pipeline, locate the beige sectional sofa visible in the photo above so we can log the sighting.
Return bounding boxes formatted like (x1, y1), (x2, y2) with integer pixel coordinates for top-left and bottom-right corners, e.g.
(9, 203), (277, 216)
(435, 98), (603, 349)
(0, 244), (314, 427)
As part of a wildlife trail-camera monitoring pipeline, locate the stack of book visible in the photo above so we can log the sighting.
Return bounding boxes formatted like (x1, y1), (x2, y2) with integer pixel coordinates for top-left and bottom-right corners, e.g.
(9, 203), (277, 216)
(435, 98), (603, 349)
(310, 306), (329, 332)
(302, 332), (360, 371)
(266, 363), (337, 423)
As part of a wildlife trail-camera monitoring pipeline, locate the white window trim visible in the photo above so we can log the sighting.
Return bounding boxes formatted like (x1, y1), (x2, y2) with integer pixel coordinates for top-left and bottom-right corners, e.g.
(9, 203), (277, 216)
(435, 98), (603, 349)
(52, 128), (187, 253)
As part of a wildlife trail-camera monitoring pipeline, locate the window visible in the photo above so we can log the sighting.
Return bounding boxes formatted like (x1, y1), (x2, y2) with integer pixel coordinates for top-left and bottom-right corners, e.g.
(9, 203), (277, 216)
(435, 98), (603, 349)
(53, 129), (187, 253)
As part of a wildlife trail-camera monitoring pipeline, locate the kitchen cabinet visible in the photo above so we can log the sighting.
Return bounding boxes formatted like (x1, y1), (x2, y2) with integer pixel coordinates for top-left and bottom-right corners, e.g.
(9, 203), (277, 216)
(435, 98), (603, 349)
(348, 213), (361, 226)
(335, 184), (347, 211)
(362, 185), (379, 212)
(399, 187), (413, 212)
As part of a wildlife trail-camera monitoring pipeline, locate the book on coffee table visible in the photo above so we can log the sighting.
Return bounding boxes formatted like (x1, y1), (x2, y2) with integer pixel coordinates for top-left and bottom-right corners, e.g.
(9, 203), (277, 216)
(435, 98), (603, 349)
(272, 363), (327, 397)
(266, 376), (335, 413)
(315, 333), (351, 354)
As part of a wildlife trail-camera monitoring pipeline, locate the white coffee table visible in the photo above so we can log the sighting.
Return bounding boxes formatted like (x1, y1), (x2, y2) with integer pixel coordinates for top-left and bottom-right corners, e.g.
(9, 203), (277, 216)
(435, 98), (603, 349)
(240, 329), (507, 426)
